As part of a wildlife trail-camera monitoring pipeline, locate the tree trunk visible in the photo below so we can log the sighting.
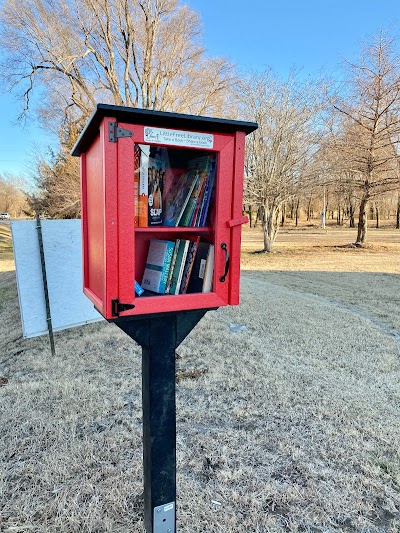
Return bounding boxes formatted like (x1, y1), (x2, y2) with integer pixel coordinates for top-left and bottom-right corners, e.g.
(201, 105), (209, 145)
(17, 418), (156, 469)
(281, 203), (285, 227)
(349, 203), (355, 228)
(248, 204), (253, 228)
(295, 198), (300, 227)
(375, 204), (379, 229)
(356, 196), (368, 244)
(306, 195), (312, 221)
(262, 205), (279, 252)
(396, 194), (400, 229)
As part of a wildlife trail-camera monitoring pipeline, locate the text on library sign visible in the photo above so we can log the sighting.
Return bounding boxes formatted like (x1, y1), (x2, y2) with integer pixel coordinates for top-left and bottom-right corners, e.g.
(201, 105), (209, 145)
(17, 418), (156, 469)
(144, 127), (214, 149)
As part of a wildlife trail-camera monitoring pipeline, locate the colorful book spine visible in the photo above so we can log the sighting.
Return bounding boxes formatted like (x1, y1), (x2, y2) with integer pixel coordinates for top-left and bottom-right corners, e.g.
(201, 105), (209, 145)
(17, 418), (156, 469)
(198, 161), (216, 227)
(168, 240), (190, 295)
(165, 239), (180, 294)
(179, 237), (200, 294)
(134, 145), (140, 227)
(141, 239), (175, 294)
(139, 145), (150, 227)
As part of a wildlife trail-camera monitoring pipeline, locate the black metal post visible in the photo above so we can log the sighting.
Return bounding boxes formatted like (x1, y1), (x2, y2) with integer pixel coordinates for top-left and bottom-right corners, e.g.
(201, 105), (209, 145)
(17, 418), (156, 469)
(35, 211), (56, 356)
(142, 314), (177, 532)
(114, 309), (211, 533)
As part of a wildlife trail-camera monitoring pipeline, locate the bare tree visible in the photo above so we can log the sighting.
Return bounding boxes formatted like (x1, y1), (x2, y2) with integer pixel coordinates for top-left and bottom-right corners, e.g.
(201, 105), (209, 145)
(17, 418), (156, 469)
(0, 173), (29, 216)
(331, 32), (400, 244)
(0, 0), (237, 217)
(0, 0), (237, 128)
(240, 70), (324, 252)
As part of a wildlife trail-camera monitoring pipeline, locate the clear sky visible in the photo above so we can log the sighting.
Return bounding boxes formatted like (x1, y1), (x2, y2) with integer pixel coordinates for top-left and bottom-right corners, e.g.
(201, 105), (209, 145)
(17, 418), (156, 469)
(0, 0), (399, 177)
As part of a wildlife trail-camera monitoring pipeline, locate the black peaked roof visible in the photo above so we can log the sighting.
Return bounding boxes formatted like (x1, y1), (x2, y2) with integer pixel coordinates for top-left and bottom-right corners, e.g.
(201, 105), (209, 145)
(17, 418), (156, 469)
(71, 104), (258, 156)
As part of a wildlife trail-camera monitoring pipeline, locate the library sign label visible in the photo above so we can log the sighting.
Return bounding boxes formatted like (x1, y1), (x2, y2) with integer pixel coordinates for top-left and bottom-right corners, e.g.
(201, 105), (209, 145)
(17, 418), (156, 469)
(144, 127), (214, 149)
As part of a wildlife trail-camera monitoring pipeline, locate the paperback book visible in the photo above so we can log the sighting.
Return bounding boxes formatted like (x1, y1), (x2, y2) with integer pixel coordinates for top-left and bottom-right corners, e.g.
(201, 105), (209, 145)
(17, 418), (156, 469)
(163, 170), (198, 227)
(141, 239), (175, 294)
(134, 145), (141, 227)
(179, 237), (200, 294)
(186, 241), (211, 293)
(168, 240), (190, 295)
(165, 239), (181, 294)
(138, 145), (150, 227)
(148, 157), (165, 226)
(202, 244), (214, 293)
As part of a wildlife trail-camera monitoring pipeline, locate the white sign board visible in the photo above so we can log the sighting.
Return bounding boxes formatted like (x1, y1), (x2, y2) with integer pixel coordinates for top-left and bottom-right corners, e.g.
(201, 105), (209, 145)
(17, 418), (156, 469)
(11, 220), (103, 338)
(144, 126), (214, 149)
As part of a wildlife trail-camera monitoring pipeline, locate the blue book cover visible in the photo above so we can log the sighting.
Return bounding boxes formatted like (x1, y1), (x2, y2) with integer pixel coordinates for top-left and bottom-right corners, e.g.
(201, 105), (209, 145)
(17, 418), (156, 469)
(141, 240), (176, 293)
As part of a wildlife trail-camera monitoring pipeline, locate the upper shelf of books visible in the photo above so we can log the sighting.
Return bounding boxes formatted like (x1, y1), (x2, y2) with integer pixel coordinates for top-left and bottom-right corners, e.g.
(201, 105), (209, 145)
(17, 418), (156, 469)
(135, 144), (217, 229)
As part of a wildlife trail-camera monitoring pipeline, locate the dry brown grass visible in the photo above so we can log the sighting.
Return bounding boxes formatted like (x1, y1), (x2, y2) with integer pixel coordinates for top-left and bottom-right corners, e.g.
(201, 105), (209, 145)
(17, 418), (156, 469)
(1, 222), (400, 532)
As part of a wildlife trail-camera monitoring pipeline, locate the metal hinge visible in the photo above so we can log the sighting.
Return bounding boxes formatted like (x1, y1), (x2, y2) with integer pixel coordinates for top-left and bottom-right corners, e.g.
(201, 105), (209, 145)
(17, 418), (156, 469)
(112, 299), (135, 317)
(108, 122), (133, 143)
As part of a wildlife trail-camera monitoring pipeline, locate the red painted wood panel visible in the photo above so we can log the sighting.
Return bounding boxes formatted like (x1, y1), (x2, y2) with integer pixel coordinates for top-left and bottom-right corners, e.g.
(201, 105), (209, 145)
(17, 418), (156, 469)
(229, 131), (246, 305)
(84, 134), (105, 314)
(102, 118), (119, 318)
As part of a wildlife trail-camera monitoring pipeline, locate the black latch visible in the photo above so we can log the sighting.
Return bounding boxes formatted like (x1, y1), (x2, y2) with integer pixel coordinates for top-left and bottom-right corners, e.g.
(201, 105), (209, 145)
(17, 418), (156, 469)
(108, 122), (133, 143)
(112, 299), (135, 317)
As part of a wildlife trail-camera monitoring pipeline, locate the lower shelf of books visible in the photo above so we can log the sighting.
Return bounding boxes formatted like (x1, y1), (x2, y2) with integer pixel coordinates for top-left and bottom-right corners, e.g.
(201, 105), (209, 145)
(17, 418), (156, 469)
(136, 234), (215, 297)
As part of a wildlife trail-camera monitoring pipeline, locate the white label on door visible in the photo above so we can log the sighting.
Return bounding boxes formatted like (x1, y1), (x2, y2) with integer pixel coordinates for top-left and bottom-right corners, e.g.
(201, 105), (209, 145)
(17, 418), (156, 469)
(144, 127), (214, 149)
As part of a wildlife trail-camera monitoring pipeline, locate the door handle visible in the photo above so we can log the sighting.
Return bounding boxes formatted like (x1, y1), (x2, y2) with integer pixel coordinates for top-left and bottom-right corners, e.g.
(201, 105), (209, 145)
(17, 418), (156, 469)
(220, 242), (230, 282)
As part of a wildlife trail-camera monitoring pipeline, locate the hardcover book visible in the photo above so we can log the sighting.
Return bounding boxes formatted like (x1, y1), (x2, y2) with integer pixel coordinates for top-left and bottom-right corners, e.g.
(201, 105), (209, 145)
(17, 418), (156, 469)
(141, 239), (175, 294)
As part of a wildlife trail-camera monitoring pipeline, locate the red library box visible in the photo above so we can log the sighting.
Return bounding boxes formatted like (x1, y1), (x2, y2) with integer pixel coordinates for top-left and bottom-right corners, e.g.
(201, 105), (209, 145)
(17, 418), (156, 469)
(72, 104), (257, 320)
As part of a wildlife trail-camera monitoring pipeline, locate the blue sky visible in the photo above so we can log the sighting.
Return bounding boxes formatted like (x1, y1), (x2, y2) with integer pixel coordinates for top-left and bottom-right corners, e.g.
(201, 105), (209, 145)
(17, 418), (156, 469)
(0, 0), (399, 177)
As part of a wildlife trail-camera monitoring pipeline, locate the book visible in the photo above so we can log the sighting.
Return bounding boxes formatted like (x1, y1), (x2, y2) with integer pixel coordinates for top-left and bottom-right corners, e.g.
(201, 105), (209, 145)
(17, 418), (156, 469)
(190, 171), (209, 226)
(163, 170), (198, 226)
(134, 145), (141, 227)
(165, 239), (180, 294)
(179, 168), (209, 227)
(179, 237), (200, 294)
(197, 160), (216, 227)
(141, 240), (175, 294)
(168, 240), (190, 295)
(138, 145), (150, 226)
(134, 280), (144, 296)
(148, 157), (165, 226)
(186, 242), (211, 294)
(202, 244), (214, 293)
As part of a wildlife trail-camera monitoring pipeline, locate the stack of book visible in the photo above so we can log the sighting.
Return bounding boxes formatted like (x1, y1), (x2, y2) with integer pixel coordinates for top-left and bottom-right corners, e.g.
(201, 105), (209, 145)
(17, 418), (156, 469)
(141, 239), (215, 295)
(164, 154), (216, 228)
(134, 146), (216, 228)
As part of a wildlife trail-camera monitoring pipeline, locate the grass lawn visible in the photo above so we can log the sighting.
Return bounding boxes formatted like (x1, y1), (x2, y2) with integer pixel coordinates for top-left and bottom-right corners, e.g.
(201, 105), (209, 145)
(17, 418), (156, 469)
(1, 221), (399, 532)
